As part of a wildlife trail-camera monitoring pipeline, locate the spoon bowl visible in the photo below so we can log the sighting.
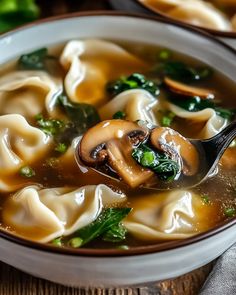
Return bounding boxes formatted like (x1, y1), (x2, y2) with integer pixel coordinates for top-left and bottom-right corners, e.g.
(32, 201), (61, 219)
(75, 121), (236, 190)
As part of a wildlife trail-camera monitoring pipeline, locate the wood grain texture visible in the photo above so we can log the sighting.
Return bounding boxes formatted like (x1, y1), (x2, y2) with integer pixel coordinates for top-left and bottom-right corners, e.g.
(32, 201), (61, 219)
(0, 0), (214, 293)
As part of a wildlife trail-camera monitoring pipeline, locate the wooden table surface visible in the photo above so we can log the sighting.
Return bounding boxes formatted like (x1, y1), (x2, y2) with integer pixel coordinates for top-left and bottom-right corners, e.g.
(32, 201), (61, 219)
(0, 0), (214, 294)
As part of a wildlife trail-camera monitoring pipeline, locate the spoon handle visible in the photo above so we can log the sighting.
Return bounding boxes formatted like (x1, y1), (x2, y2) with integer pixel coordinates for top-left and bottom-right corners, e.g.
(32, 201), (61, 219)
(202, 120), (236, 161)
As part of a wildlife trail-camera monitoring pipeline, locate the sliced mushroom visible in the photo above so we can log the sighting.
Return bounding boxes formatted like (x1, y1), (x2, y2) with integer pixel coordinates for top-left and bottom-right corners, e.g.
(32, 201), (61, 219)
(79, 120), (149, 166)
(106, 137), (154, 188)
(150, 127), (199, 176)
(164, 77), (215, 99)
(79, 120), (154, 187)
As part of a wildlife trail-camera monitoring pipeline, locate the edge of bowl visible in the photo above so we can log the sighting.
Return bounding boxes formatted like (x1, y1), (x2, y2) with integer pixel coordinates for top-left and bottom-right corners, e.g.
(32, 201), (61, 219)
(0, 10), (235, 257)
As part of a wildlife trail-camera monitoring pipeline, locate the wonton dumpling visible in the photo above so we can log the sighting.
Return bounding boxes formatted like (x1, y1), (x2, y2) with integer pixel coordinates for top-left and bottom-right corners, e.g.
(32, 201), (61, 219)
(99, 89), (158, 124)
(124, 190), (218, 241)
(3, 184), (127, 243)
(165, 102), (227, 139)
(168, 0), (232, 30)
(0, 71), (62, 121)
(0, 114), (52, 192)
(60, 39), (147, 106)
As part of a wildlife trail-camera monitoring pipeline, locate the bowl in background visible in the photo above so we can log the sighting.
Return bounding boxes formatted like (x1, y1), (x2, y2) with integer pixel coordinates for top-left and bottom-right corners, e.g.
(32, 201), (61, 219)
(0, 12), (236, 287)
(109, 0), (236, 49)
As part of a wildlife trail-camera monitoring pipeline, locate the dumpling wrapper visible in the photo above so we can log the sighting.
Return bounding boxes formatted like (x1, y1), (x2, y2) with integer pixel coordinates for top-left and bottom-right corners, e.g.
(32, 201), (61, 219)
(3, 184), (127, 243)
(0, 71), (62, 121)
(167, 0), (232, 30)
(165, 101), (228, 139)
(60, 39), (147, 106)
(99, 89), (158, 124)
(124, 190), (219, 241)
(0, 114), (52, 192)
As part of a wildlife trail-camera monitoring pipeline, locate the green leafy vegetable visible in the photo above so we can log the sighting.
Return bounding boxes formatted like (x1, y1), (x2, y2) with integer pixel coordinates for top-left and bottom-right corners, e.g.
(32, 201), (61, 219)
(154, 61), (212, 83)
(117, 245), (129, 250)
(35, 114), (65, 137)
(224, 207), (236, 217)
(107, 73), (160, 97)
(132, 144), (180, 181)
(19, 48), (48, 70)
(113, 111), (126, 119)
(57, 93), (100, 136)
(169, 96), (235, 120)
(19, 166), (35, 178)
(102, 223), (127, 242)
(0, 0), (40, 33)
(72, 208), (131, 247)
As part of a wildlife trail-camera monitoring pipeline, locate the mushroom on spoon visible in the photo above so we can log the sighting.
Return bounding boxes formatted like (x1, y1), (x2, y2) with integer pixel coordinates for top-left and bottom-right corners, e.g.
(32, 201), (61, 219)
(75, 119), (236, 190)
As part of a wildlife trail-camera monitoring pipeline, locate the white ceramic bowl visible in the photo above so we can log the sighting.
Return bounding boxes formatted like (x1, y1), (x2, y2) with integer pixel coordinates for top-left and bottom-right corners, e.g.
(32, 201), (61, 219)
(0, 12), (236, 287)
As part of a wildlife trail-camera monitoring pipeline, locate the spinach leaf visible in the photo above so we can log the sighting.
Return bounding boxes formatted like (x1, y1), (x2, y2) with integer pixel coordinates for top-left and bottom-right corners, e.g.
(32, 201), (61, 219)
(18, 48), (52, 70)
(58, 93), (100, 136)
(102, 223), (127, 242)
(74, 208), (131, 247)
(107, 73), (160, 97)
(132, 144), (180, 182)
(154, 61), (212, 83)
(169, 95), (235, 121)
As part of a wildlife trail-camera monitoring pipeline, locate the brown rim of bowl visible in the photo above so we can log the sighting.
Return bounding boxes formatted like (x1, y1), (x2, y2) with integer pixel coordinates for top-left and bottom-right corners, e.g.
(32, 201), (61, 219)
(0, 11), (235, 257)
(133, 0), (236, 38)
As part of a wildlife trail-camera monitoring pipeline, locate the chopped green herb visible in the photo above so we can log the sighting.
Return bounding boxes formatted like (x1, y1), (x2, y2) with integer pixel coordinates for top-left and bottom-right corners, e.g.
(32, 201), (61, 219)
(73, 208), (131, 247)
(103, 223), (127, 242)
(159, 49), (172, 61)
(224, 207), (236, 217)
(161, 111), (175, 127)
(52, 237), (62, 247)
(132, 144), (180, 182)
(19, 166), (35, 178)
(201, 195), (210, 204)
(113, 111), (126, 119)
(55, 143), (67, 154)
(154, 61), (212, 83)
(107, 73), (160, 97)
(117, 245), (129, 250)
(35, 114), (65, 137)
(68, 237), (83, 248)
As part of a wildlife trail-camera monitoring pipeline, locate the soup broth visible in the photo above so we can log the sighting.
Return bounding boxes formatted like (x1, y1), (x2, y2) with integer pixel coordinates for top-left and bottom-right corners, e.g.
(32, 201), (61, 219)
(0, 39), (235, 250)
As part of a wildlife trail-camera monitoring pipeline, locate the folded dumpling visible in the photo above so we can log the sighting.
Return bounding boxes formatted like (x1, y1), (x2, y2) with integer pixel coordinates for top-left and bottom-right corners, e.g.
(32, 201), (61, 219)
(60, 39), (147, 106)
(165, 101), (228, 138)
(0, 71), (62, 121)
(0, 114), (52, 192)
(3, 184), (127, 243)
(99, 89), (158, 124)
(167, 0), (231, 30)
(124, 190), (219, 241)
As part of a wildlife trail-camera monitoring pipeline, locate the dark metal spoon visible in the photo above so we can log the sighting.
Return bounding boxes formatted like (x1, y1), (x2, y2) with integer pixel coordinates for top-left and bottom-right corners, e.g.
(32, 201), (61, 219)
(75, 121), (236, 190)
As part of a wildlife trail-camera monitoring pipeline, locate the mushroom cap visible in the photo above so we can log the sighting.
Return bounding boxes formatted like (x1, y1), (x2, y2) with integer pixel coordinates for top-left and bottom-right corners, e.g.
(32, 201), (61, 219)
(150, 127), (199, 176)
(79, 119), (149, 165)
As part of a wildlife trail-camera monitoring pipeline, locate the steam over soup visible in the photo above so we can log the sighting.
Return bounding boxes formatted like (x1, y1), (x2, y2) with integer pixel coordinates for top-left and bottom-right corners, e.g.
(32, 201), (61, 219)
(0, 39), (235, 250)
